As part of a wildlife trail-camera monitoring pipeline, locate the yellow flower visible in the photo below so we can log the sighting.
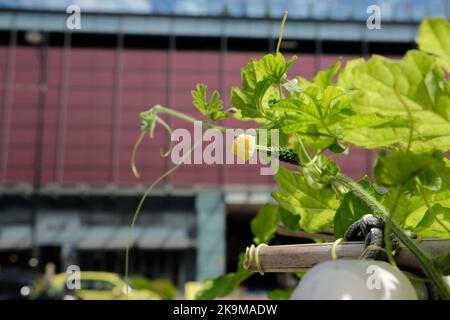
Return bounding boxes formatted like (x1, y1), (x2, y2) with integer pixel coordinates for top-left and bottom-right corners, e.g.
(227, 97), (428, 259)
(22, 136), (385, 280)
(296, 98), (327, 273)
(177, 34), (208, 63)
(232, 134), (256, 161)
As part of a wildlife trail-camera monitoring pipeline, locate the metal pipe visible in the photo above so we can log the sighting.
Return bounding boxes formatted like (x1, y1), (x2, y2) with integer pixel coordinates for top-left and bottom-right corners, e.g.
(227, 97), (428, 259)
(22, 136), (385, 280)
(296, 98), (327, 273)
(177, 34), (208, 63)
(30, 31), (49, 268)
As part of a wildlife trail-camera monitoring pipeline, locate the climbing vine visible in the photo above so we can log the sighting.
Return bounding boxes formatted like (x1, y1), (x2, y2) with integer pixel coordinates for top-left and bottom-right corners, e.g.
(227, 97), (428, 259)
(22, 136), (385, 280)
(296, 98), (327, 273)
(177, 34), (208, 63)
(130, 15), (450, 299)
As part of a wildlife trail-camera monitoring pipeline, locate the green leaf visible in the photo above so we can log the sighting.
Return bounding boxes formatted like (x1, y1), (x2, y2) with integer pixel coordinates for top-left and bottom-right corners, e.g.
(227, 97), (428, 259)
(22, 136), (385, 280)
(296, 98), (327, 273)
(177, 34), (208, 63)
(231, 78), (277, 120)
(335, 58), (364, 86)
(210, 110), (228, 121)
(373, 149), (441, 188)
(251, 204), (279, 244)
(313, 59), (341, 88)
(279, 207), (300, 231)
(403, 189), (450, 234)
(139, 110), (156, 133)
(195, 253), (252, 300)
(381, 186), (412, 226)
(417, 167), (442, 192)
(272, 166), (340, 232)
(273, 85), (353, 150)
(434, 249), (450, 275)
(338, 50), (450, 153)
(328, 141), (348, 154)
(127, 277), (177, 300)
(261, 53), (297, 83)
(333, 176), (381, 238)
(417, 17), (450, 71)
(414, 204), (450, 238)
(191, 83), (226, 121)
(231, 53), (296, 120)
(438, 158), (450, 189)
(195, 273), (238, 300)
(268, 288), (293, 300)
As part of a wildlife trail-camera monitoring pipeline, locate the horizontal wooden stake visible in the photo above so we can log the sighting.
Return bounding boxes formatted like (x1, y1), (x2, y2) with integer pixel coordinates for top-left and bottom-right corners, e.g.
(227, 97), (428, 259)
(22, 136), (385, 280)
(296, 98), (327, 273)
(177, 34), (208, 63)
(276, 225), (335, 241)
(244, 239), (450, 273)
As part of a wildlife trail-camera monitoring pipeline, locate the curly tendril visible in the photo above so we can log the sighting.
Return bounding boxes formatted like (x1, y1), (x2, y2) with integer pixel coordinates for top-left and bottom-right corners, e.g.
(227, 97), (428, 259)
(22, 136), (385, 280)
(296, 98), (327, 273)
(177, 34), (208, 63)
(155, 115), (174, 158)
(130, 131), (146, 178)
(125, 138), (203, 297)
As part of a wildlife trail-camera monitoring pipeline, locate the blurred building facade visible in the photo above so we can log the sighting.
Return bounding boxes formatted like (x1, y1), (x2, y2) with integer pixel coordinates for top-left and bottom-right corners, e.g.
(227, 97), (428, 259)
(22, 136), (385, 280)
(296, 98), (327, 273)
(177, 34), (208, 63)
(0, 2), (447, 288)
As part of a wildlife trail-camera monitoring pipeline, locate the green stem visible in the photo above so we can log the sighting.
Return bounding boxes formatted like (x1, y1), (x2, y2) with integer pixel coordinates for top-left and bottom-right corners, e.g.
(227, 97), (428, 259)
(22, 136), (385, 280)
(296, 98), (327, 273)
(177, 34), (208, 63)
(384, 186), (404, 267)
(331, 174), (450, 300)
(125, 139), (203, 296)
(278, 81), (284, 99)
(276, 11), (288, 54)
(152, 105), (228, 132)
(395, 91), (414, 151)
(297, 138), (312, 164)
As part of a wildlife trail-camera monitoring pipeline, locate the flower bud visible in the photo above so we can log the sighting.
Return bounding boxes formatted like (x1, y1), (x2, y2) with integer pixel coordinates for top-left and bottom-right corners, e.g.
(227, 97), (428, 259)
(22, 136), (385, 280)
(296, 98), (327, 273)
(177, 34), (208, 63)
(232, 134), (256, 161)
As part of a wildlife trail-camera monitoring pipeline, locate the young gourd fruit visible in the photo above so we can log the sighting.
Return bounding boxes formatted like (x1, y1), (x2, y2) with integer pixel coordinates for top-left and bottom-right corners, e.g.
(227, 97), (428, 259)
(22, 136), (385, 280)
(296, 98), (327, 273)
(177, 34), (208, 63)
(290, 260), (418, 300)
(232, 134), (256, 161)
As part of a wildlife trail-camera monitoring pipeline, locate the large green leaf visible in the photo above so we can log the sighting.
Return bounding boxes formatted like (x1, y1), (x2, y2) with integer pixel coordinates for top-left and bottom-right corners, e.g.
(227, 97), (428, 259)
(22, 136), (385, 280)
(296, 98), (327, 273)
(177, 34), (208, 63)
(417, 17), (450, 71)
(312, 59), (341, 88)
(231, 53), (296, 120)
(272, 166), (340, 232)
(261, 53), (297, 82)
(438, 158), (450, 189)
(333, 176), (381, 238)
(251, 204), (279, 244)
(373, 149), (442, 188)
(273, 85), (354, 150)
(380, 153), (450, 234)
(279, 207), (300, 231)
(338, 50), (450, 153)
(414, 204), (450, 238)
(403, 189), (450, 235)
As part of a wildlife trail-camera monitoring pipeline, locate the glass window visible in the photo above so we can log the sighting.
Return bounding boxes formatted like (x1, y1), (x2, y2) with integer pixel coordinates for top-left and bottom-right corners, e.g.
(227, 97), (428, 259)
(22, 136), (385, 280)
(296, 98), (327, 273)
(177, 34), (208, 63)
(80, 280), (116, 291)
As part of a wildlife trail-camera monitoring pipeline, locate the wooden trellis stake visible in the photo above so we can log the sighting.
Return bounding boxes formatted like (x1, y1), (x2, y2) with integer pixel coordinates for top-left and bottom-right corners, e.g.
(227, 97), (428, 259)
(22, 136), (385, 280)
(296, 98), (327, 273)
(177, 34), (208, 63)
(244, 239), (450, 274)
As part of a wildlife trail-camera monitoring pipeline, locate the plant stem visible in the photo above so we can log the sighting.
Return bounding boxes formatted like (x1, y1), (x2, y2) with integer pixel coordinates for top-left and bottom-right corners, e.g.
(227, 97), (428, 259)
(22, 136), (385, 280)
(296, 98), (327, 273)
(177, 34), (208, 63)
(278, 81), (284, 99)
(125, 138), (203, 296)
(384, 186), (404, 267)
(331, 174), (450, 300)
(153, 105), (228, 132)
(395, 91), (414, 151)
(276, 11), (288, 54)
(297, 138), (312, 164)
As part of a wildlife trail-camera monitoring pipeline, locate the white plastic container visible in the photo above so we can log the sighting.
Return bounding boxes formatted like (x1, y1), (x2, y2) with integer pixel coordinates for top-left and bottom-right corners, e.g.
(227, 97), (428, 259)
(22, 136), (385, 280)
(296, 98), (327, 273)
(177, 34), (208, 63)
(290, 260), (418, 300)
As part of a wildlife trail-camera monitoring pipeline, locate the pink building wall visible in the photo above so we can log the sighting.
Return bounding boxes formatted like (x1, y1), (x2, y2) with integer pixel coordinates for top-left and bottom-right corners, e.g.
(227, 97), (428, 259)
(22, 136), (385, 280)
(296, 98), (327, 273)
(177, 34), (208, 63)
(0, 47), (373, 187)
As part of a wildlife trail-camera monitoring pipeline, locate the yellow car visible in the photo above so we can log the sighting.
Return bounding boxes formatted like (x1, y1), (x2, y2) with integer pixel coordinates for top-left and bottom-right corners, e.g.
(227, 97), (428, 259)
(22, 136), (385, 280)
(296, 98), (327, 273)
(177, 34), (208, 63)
(48, 272), (161, 300)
